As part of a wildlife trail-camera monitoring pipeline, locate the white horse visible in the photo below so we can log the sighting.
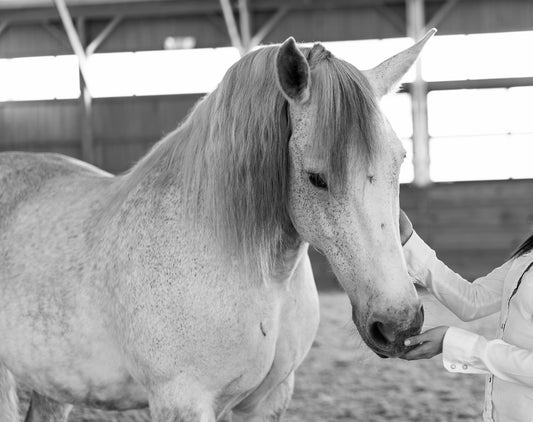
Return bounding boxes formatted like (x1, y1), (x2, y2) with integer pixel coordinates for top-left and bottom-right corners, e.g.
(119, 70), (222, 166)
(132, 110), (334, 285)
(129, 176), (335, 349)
(0, 31), (434, 421)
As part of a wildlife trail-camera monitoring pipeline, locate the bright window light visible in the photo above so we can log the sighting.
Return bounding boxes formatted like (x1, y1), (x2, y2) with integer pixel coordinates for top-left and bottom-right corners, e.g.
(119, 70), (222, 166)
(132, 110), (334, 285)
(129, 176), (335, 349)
(3, 31), (533, 101)
(429, 87), (533, 137)
(379, 93), (413, 183)
(0, 55), (79, 101)
(323, 38), (413, 77)
(87, 47), (241, 98)
(431, 134), (533, 182)
(380, 93), (413, 139)
(423, 31), (533, 81)
(428, 87), (533, 181)
(507, 86), (533, 133)
(428, 89), (508, 136)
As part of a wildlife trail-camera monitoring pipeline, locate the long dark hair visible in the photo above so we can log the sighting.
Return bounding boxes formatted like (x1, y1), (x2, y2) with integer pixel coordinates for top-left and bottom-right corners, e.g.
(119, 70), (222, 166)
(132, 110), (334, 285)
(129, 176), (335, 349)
(512, 233), (533, 258)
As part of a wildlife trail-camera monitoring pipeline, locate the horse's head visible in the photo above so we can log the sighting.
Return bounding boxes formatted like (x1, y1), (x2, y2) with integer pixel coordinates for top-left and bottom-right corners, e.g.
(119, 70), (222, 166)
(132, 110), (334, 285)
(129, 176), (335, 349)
(276, 32), (435, 358)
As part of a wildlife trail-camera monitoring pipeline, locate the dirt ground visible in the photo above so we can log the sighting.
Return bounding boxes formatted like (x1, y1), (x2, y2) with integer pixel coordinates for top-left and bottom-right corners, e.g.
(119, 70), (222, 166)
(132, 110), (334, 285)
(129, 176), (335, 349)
(19, 291), (496, 421)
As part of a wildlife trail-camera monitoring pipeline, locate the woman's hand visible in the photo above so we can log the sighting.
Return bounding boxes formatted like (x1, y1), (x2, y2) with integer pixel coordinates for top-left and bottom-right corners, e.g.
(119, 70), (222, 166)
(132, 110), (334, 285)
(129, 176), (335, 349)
(399, 209), (414, 246)
(400, 326), (449, 360)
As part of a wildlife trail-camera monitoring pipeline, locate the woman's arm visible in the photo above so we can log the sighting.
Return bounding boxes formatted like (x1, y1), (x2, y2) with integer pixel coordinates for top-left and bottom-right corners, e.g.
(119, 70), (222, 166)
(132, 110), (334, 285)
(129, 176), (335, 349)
(402, 326), (533, 388)
(400, 210), (512, 321)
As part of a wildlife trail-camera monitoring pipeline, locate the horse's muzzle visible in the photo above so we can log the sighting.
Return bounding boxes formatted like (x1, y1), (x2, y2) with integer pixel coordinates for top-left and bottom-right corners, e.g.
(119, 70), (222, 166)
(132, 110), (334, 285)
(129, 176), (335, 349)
(356, 304), (424, 358)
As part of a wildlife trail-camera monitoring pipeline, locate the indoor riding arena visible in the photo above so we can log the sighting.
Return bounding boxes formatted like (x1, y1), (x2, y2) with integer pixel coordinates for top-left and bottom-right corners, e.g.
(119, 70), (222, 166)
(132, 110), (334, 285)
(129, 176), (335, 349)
(1, 1), (533, 421)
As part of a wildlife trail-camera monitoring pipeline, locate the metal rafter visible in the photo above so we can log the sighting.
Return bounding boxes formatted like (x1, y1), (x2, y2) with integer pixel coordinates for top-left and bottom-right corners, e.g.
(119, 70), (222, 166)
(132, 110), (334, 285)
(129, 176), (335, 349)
(426, 0), (459, 31)
(239, 0), (251, 50)
(40, 22), (71, 50)
(53, 0), (97, 165)
(374, 5), (405, 33)
(0, 21), (9, 39)
(53, 0), (93, 94)
(402, 77), (533, 92)
(77, 16), (96, 165)
(249, 5), (289, 49)
(86, 15), (122, 55)
(219, 0), (244, 54)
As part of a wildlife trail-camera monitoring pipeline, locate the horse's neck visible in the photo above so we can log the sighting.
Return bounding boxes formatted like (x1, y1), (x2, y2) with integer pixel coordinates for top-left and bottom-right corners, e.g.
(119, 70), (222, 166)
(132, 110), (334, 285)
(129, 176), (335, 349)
(268, 237), (308, 283)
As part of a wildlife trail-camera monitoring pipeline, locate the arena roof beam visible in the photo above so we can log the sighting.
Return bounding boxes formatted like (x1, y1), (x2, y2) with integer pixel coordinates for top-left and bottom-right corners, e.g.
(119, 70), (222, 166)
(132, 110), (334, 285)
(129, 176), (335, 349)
(374, 4), (405, 33)
(0, 21), (9, 39)
(239, 0), (251, 51)
(86, 15), (122, 55)
(53, 0), (97, 165)
(220, 0), (244, 54)
(401, 77), (533, 92)
(54, 0), (93, 93)
(249, 5), (289, 49)
(426, 0), (459, 32)
(40, 22), (71, 50)
(76, 16), (98, 166)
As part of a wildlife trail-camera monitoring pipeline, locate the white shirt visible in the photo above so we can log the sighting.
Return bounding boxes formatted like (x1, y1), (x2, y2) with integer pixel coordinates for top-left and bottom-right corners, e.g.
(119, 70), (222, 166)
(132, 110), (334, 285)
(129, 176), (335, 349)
(404, 232), (533, 422)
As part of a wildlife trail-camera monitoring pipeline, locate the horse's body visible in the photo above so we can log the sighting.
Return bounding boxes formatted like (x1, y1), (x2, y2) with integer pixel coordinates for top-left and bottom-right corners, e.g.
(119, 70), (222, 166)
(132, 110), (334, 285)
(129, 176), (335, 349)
(0, 33), (434, 421)
(0, 151), (318, 418)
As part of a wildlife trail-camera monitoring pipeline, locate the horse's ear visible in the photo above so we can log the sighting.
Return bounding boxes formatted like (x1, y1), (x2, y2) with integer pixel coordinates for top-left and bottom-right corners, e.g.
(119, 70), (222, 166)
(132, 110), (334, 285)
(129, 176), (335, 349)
(276, 37), (311, 104)
(363, 28), (437, 97)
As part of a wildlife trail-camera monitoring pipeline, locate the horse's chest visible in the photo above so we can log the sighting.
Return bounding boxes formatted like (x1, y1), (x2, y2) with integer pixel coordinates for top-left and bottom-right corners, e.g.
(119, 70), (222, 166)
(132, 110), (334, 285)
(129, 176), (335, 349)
(228, 255), (320, 413)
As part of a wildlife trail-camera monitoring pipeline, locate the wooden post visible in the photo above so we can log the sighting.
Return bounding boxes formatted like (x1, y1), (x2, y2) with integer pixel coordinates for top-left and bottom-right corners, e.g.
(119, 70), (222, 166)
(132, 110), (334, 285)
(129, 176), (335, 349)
(406, 0), (431, 186)
(238, 0), (251, 52)
(76, 17), (96, 166)
(54, 0), (98, 165)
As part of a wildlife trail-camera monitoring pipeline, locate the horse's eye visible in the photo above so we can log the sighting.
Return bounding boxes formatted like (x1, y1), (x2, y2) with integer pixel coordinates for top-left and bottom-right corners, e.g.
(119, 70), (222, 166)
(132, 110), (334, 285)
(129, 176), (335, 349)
(308, 173), (328, 189)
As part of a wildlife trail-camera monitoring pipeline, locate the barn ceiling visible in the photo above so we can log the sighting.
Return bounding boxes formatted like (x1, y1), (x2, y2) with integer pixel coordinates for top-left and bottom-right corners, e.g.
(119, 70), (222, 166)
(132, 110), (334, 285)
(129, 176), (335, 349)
(1, 0), (533, 59)
(0, 0), (171, 7)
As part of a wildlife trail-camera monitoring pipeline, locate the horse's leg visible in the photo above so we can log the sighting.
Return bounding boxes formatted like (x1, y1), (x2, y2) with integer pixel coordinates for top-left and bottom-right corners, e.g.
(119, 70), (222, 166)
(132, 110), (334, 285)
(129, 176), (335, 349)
(23, 392), (72, 422)
(231, 372), (294, 422)
(0, 363), (19, 422)
(149, 380), (216, 422)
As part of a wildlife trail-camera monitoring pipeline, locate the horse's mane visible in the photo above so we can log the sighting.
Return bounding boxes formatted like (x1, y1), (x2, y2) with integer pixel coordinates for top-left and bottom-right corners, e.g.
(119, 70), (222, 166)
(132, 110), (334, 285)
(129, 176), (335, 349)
(108, 43), (380, 277)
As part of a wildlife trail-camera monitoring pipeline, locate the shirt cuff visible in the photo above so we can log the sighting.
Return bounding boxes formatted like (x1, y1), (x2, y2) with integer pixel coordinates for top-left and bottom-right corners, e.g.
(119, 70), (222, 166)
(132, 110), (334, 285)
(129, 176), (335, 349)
(442, 327), (489, 375)
(402, 231), (435, 287)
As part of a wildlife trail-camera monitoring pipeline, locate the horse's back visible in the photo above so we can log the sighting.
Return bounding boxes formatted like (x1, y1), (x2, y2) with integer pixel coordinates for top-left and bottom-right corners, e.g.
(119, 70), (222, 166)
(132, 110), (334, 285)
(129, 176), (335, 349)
(0, 151), (111, 222)
(0, 150), (114, 297)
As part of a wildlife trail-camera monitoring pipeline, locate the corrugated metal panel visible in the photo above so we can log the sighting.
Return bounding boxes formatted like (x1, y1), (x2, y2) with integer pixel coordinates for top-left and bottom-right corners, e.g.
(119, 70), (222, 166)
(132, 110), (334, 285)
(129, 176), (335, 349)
(0, 99), (80, 148)
(401, 180), (533, 281)
(89, 16), (228, 52)
(0, 24), (71, 58)
(261, 6), (403, 43)
(3, 1), (533, 58)
(430, 0), (533, 35)
(0, 0), (173, 7)
(92, 94), (201, 172)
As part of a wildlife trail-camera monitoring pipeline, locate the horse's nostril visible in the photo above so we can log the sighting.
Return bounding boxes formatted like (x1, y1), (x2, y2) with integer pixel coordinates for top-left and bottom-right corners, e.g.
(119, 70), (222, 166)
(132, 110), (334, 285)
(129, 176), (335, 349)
(369, 321), (395, 346)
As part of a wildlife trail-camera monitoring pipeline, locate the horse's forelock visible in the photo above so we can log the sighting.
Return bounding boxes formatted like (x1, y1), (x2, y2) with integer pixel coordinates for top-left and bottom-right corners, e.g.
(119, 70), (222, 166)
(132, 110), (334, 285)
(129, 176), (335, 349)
(304, 44), (380, 190)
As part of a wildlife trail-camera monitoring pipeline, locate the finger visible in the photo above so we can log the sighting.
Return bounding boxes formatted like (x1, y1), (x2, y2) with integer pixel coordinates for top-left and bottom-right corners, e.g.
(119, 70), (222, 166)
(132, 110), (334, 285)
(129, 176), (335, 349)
(404, 334), (424, 346)
(401, 342), (436, 360)
(404, 326), (442, 346)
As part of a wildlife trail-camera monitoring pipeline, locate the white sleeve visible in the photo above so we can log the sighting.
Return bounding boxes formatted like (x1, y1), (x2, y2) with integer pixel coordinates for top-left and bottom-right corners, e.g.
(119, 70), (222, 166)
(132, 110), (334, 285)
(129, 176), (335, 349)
(443, 327), (533, 387)
(403, 232), (512, 321)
